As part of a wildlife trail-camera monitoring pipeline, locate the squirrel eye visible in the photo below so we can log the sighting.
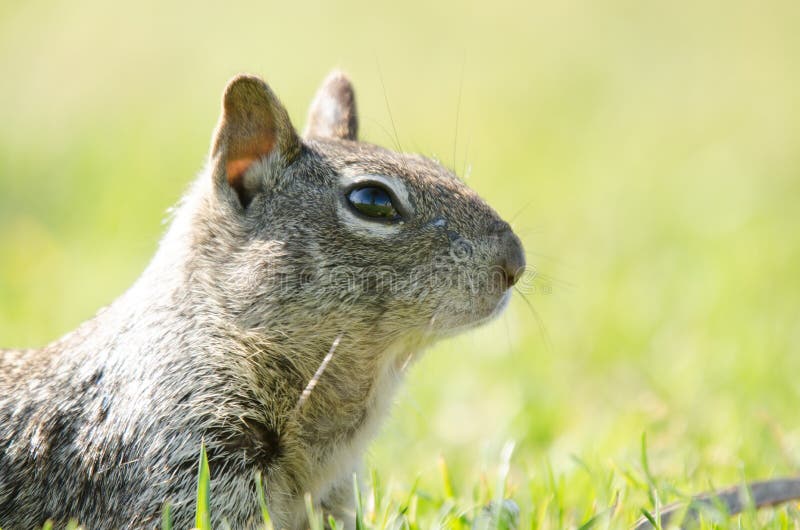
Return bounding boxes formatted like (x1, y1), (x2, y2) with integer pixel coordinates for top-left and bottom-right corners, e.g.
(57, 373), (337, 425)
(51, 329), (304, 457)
(347, 186), (401, 221)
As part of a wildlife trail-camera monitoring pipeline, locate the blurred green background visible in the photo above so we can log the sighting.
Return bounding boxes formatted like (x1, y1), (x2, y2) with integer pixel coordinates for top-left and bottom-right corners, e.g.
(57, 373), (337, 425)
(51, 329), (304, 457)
(2, 0), (800, 524)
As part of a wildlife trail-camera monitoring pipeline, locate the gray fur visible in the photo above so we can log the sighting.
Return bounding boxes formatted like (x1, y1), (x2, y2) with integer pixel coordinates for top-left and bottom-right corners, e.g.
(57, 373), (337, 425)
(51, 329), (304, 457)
(304, 70), (359, 141)
(0, 71), (525, 529)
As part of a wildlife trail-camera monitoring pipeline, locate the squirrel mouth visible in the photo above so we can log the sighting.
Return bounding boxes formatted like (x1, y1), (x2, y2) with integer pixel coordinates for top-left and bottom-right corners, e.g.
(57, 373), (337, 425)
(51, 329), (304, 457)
(428, 289), (513, 337)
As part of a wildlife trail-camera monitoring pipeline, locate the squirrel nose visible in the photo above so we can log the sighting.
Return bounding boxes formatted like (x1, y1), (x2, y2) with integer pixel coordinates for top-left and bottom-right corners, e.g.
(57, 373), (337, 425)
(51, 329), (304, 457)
(494, 225), (526, 289)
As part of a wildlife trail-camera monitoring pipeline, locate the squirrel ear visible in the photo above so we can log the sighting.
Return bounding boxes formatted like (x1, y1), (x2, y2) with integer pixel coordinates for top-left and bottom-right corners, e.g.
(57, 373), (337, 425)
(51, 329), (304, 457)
(304, 70), (358, 141)
(210, 74), (300, 207)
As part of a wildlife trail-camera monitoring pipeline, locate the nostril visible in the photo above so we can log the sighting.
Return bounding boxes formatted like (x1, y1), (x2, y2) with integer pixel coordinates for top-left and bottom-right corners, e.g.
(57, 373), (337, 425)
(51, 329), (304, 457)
(497, 230), (526, 289)
(503, 261), (524, 288)
(501, 259), (525, 288)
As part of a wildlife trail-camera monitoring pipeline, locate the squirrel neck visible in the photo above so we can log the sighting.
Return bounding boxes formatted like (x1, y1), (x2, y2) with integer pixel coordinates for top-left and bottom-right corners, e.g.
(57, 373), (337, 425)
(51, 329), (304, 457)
(29, 178), (423, 466)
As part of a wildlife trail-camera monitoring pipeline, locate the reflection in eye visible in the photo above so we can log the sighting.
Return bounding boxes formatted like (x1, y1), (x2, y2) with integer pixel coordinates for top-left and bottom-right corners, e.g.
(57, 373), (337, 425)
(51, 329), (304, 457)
(347, 186), (401, 221)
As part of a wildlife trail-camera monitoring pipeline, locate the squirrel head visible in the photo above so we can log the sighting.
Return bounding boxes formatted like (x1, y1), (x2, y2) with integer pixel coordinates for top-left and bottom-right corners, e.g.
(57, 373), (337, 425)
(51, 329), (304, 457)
(180, 71), (525, 352)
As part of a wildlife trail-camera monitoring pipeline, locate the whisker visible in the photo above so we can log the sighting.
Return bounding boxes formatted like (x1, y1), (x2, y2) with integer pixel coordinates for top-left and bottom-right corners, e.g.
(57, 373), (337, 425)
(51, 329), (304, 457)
(293, 334), (343, 414)
(535, 272), (575, 290)
(376, 60), (403, 154)
(514, 287), (552, 353)
(365, 116), (404, 150)
(520, 249), (565, 263)
(512, 226), (548, 239)
(461, 133), (472, 181)
(503, 312), (514, 356)
(452, 54), (466, 173)
(509, 199), (536, 224)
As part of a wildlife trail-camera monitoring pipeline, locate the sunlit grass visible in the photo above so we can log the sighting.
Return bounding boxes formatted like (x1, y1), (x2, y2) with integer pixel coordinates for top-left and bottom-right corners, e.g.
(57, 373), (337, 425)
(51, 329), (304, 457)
(159, 441), (800, 529)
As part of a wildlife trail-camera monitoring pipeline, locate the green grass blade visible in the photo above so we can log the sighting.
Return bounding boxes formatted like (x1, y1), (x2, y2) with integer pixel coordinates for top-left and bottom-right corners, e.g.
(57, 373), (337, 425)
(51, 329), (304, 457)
(399, 476), (420, 515)
(438, 455), (455, 499)
(195, 442), (212, 530)
(161, 502), (172, 530)
(370, 467), (382, 512)
(305, 492), (323, 530)
(576, 509), (607, 530)
(354, 473), (366, 530)
(640, 432), (656, 491)
(255, 471), (273, 529)
(491, 441), (515, 529)
(640, 508), (659, 530)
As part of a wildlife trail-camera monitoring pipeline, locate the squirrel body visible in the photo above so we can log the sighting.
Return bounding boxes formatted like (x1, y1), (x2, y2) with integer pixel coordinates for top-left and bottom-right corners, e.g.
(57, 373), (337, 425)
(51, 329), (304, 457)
(0, 71), (526, 528)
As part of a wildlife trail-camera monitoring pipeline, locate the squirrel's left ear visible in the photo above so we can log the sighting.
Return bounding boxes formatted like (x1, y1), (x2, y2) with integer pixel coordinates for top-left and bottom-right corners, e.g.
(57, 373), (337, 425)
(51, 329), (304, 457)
(304, 70), (358, 141)
(210, 74), (300, 207)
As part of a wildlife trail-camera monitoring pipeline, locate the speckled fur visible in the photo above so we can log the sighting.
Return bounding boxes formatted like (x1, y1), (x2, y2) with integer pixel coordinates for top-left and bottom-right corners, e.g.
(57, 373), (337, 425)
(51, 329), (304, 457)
(0, 71), (524, 529)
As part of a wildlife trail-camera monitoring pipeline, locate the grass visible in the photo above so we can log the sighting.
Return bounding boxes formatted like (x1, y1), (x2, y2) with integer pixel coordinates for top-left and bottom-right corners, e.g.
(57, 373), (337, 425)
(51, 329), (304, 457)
(2, 0), (800, 528)
(36, 440), (800, 529)
(195, 443), (212, 530)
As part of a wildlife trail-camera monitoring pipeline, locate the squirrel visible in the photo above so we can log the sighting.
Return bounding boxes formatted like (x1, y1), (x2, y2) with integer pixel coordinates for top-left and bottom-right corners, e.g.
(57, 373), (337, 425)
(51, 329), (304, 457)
(0, 71), (526, 529)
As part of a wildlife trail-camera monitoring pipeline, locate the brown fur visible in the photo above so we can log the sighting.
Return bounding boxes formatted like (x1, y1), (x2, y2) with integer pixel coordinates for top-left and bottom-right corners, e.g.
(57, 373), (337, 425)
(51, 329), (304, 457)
(0, 71), (525, 529)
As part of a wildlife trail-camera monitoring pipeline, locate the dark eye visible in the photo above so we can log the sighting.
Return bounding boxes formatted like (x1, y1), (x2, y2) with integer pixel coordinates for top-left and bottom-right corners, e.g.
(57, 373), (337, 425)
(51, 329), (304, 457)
(346, 186), (401, 221)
